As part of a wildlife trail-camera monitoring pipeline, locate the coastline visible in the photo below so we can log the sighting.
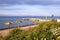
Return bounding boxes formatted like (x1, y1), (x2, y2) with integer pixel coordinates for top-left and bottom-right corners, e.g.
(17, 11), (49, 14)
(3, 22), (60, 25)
(0, 18), (53, 36)
(0, 24), (37, 31)
(0, 24), (37, 36)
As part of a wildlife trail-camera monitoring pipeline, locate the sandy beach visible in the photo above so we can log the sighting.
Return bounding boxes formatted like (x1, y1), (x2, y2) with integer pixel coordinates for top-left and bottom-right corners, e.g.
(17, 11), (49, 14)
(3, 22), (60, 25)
(0, 25), (37, 36)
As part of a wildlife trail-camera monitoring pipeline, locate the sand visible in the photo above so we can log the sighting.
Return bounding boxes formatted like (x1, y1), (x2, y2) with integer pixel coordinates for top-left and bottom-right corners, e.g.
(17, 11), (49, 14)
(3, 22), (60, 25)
(0, 25), (37, 36)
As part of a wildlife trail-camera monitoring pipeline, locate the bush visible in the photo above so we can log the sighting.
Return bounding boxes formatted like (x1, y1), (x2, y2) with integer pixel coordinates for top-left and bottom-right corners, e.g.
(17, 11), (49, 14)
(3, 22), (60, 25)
(0, 33), (4, 40)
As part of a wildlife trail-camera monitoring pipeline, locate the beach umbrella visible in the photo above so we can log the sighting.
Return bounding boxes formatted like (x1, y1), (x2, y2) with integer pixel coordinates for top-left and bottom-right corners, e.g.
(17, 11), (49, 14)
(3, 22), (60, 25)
(4, 21), (13, 32)
(16, 20), (22, 29)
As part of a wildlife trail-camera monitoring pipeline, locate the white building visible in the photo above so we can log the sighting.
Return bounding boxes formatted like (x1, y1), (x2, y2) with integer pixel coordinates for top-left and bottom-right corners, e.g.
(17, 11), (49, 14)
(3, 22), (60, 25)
(57, 19), (60, 22)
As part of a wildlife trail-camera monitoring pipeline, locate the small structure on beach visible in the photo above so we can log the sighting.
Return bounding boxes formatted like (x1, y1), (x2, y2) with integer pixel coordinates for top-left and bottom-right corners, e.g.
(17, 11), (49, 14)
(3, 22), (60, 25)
(4, 21), (13, 32)
(57, 19), (60, 22)
(16, 20), (22, 29)
(23, 18), (30, 21)
(57, 17), (60, 22)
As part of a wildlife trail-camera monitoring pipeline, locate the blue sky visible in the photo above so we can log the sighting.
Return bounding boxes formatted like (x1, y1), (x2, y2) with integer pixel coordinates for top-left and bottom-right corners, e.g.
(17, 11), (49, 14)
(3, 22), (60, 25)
(0, 0), (60, 16)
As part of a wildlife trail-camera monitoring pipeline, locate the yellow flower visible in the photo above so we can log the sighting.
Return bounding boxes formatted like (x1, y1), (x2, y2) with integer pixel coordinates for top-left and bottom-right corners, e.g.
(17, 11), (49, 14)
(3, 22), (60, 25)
(57, 36), (60, 39)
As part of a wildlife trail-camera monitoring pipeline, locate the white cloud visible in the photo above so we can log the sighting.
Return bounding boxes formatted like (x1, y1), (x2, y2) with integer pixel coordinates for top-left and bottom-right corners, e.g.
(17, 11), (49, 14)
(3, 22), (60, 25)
(0, 5), (60, 16)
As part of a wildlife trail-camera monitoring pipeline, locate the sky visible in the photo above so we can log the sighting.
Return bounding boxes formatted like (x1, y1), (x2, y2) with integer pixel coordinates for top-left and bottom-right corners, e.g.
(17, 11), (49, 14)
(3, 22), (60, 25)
(0, 0), (60, 16)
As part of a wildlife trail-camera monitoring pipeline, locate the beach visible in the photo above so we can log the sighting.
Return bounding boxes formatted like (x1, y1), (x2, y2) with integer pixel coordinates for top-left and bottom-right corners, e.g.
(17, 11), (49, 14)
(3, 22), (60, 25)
(0, 18), (52, 36)
(0, 25), (37, 36)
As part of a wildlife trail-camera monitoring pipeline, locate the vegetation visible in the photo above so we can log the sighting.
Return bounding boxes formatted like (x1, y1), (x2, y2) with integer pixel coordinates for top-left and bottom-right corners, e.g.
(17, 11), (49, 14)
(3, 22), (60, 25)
(1, 21), (60, 40)
(0, 33), (3, 40)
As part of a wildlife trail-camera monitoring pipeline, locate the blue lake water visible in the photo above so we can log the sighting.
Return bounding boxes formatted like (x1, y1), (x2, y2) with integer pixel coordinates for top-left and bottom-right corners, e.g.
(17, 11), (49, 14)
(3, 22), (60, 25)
(0, 16), (60, 29)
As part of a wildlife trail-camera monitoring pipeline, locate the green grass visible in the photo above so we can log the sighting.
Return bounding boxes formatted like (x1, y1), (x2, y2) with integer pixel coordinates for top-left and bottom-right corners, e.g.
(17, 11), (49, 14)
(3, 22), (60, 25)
(1, 21), (60, 40)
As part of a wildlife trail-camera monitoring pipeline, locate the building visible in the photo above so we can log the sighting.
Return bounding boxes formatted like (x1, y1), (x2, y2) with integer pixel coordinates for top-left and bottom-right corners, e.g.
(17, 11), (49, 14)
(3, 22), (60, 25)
(57, 19), (60, 22)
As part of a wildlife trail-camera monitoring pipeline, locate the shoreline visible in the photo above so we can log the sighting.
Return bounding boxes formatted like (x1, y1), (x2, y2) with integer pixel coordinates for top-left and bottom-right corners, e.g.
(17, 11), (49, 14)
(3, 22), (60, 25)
(0, 24), (37, 36)
(0, 24), (37, 31)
